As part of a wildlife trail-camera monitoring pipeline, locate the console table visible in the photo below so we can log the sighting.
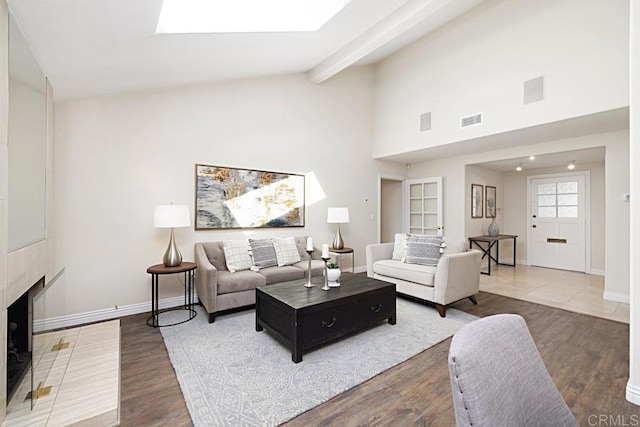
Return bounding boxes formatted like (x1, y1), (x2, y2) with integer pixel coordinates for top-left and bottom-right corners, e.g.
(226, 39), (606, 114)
(146, 262), (197, 327)
(468, 234), (517, 276)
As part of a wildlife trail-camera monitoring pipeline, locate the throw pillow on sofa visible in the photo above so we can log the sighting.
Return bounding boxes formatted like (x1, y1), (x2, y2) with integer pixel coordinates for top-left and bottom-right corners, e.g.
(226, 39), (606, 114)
(223, 239), (252, 272)
(392, 233), (407, 261)
(405, 235), (443, 266)
(272, 237), (301, 266)
(249, 238), (278, 270)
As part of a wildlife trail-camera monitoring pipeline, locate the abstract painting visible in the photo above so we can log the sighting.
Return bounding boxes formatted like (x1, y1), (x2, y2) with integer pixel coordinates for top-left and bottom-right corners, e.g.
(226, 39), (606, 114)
(195, 164), (305, 229)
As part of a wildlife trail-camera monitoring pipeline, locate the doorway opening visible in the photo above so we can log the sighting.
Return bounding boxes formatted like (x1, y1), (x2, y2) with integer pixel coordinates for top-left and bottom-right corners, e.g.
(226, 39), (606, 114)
(378, 174), (405, 243)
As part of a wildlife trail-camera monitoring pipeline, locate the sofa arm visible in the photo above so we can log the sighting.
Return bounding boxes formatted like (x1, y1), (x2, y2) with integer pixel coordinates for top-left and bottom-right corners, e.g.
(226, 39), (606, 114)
(194, 243), (219, 314)
(366, 243), (394, 277)
(434, 250), (482, 305)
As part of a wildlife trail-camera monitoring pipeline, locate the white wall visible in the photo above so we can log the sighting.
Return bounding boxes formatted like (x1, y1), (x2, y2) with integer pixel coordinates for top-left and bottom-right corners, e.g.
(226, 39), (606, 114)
(51, 68), (406, 319)
(373, 0), (629, 159)
(465, 165), (503, 240)
(628, 0), (640, 406)
(408, 130), (629, 298)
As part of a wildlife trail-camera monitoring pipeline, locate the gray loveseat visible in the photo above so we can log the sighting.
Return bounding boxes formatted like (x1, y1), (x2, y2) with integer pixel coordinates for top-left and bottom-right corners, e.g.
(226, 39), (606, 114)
(194, 236), (325, 323)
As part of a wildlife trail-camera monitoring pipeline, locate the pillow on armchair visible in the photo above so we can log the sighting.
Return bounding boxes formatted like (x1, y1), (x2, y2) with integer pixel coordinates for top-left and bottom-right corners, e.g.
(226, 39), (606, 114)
(405, 235), (443, 266)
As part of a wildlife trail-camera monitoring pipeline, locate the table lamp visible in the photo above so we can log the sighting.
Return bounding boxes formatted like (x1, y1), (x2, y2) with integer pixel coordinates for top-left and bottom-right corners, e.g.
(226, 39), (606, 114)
(154, 204), (191, 267)
(327, 207), (349, 250)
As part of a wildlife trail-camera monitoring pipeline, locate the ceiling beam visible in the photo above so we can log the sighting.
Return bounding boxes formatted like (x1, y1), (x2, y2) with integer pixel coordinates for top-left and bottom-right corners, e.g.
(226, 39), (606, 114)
(308, 0), (480, 84)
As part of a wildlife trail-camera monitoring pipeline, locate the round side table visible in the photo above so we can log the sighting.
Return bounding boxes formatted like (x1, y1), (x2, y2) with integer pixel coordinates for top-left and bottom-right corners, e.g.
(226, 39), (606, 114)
(329, 247), (355, 273)
(146, 262), (197, 327)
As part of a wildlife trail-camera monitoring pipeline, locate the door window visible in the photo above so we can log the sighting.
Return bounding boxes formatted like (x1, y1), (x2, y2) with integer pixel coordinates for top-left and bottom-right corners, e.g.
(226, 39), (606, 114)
(536, 181), (578, 218)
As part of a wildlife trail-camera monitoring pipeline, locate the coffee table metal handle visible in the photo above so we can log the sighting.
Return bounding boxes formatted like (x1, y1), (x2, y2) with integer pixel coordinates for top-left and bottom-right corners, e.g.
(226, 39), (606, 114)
(322, 317), (336, 328)
(371, 304), (382, 313)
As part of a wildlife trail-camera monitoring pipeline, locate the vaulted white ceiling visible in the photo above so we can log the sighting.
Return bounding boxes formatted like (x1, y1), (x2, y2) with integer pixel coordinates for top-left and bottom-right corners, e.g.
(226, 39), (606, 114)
(8, 0), (484, 100)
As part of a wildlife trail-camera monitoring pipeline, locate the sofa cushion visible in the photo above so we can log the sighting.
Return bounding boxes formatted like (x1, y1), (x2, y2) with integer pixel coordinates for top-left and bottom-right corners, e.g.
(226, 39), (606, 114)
(406, 235), (443, 266)
(260, 265), (305, 285)
(217, 270), (266, 294)
(273, 237), (301, 266)
(223, 239), (252, 272)
(249, 238), (278, 270)
(293, 259), (325, 276)
(202, 241), (228, 271)
(373, 259), (436, 286)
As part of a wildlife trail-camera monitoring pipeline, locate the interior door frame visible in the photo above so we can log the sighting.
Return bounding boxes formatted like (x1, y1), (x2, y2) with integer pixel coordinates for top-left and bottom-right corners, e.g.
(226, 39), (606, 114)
(377, 173), (407, 244)
(526, 171), (591, 273)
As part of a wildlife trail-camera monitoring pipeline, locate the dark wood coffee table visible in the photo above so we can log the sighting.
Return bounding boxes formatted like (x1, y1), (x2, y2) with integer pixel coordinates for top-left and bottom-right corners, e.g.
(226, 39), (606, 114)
(255, 274), (396, 363)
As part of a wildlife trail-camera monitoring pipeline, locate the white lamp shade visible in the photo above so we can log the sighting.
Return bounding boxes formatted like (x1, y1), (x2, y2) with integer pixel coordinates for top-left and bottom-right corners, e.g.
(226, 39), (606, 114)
(327, 207), (349, 224)
(154, 205), (191, 228)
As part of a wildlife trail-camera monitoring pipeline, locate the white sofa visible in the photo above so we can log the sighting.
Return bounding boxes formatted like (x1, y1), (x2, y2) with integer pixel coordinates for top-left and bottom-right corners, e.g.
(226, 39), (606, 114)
(366, 237), (482, 317)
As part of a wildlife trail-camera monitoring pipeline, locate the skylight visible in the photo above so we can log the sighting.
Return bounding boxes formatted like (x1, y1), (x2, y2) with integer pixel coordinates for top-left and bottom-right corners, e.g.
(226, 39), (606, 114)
(156, 0), (350, 34)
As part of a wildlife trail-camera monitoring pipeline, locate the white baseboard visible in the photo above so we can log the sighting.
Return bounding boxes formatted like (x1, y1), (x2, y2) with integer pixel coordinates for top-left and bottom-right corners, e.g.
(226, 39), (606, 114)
(589, 268), (605, 276)
(603, 291), (630, 304)
(354, 265), (366, 274)
(33, 295), (197, 332)
(627, 382), (640, 406)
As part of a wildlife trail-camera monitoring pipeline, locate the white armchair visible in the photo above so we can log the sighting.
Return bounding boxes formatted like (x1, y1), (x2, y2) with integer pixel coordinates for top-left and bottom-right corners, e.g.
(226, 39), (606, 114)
(366, 237), (481, 317)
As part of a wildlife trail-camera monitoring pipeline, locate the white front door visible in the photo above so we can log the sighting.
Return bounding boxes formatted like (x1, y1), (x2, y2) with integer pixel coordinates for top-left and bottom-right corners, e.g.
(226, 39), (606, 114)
(405, 177), (443, 236)
(528, 174), (587, 272)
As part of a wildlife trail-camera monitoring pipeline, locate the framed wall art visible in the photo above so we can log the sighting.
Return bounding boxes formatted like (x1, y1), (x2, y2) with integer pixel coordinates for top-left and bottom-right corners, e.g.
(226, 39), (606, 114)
(485, 185), (496, 218)
(195, 164), (305, 230)
(471, 184), (483, 218)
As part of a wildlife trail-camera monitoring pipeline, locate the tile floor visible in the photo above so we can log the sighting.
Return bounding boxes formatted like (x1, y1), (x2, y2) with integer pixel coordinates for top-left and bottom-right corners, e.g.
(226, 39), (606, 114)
(2, 320), (120, 426)
(480, 264), (629, 324)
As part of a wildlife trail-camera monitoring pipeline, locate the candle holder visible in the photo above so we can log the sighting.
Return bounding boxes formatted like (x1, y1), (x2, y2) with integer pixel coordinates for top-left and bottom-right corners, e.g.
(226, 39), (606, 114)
(304, 249), (314, 288)
(321, 257), (331, 291)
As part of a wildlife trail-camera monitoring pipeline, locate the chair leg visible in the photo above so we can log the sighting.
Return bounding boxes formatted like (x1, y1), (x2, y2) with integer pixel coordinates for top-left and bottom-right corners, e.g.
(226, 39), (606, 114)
(208, 313), (216, 324)
(468, 295), (478, 305)
(435, 304), (446, 318)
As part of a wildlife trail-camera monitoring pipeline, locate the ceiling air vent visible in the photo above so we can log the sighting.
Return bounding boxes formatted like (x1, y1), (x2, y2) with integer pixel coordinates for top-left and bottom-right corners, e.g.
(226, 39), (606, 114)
(461, 112), (482, 128)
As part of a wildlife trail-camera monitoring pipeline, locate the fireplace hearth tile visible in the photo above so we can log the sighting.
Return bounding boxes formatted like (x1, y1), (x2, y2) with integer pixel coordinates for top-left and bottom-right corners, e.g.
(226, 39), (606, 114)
(2, 319), (120, 426)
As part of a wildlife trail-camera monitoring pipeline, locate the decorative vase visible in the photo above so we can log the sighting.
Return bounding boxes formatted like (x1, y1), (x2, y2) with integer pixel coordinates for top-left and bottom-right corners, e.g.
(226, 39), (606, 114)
(488, 218), (500, 237)
(326, 268), (341, 286)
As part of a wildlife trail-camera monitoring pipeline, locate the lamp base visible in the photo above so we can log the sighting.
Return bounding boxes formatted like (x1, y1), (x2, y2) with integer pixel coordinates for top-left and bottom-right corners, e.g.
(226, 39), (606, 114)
(332, 225), (344, 250)
(163, 228), (182, 267)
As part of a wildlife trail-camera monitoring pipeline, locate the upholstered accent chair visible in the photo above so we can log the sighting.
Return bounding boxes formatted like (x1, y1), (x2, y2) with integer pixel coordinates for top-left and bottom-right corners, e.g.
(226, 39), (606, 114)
(448, 314), (577, 426)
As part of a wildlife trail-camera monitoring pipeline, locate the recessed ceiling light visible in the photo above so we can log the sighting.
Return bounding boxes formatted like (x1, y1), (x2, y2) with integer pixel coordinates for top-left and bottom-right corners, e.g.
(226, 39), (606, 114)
(156, 0), (349, 34)
(515, 163), (523, 172)
(529, 155), (535, 161)
(567, 161), (576, 170)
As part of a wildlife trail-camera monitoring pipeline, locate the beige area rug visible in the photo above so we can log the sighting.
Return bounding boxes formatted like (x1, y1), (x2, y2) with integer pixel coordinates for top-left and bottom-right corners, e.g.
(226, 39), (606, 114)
(160, 298), (477, 426)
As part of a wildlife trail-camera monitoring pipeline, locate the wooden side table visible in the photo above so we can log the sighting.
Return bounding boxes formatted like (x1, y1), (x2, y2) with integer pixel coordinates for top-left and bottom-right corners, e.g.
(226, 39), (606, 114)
(146, 262), (197, 327)
(329, 247), (354, 273)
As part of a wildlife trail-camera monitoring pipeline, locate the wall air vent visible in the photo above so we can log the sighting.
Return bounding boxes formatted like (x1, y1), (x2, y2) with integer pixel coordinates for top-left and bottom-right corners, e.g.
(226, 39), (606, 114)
(420, 112), (431, 132)
(524, 76), (545, 104)
(460, 112), (483, 128)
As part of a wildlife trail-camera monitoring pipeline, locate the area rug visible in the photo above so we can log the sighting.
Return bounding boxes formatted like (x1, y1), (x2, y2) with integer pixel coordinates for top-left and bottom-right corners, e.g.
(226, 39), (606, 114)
(159, 298), (478, 426)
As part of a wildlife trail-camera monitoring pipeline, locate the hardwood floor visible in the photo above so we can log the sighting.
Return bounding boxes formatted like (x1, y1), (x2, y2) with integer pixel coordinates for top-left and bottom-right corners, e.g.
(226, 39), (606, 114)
(119, 313), (192, 426)
(119, 293), (639, 426)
